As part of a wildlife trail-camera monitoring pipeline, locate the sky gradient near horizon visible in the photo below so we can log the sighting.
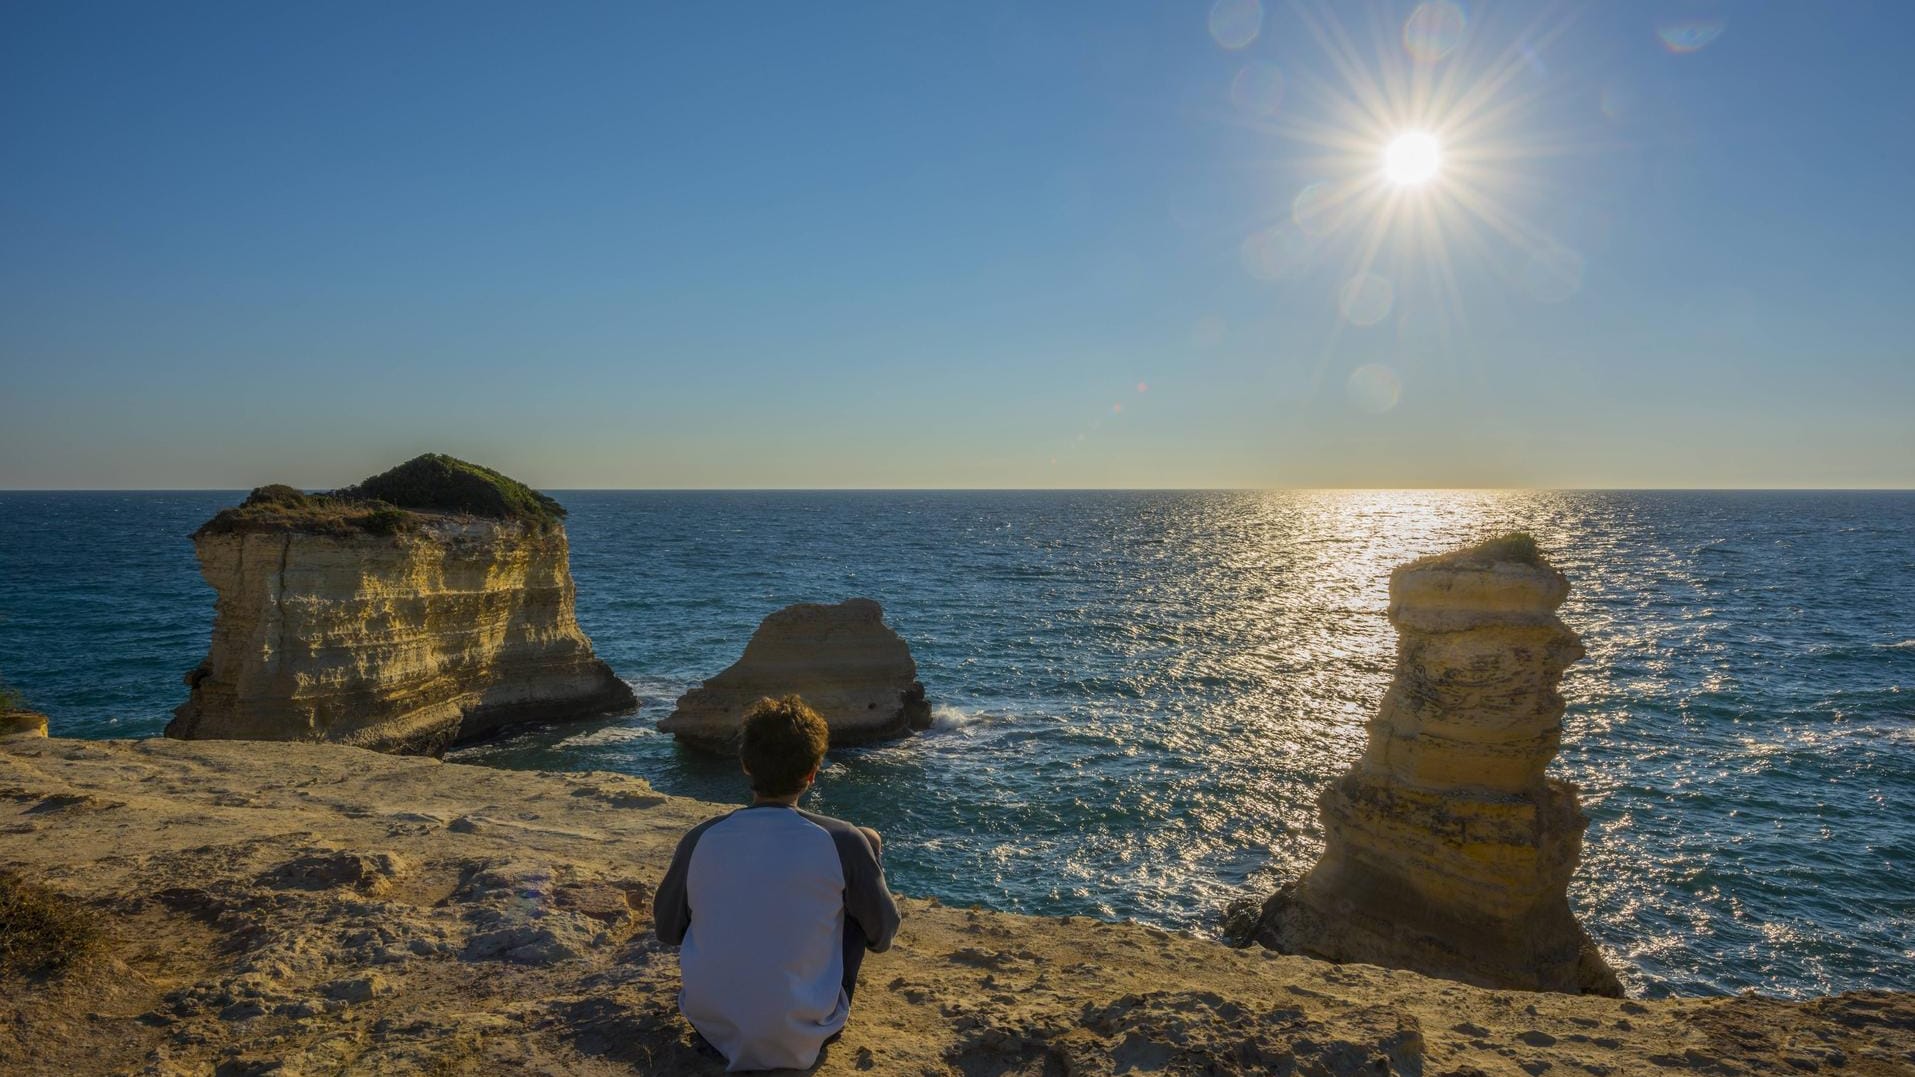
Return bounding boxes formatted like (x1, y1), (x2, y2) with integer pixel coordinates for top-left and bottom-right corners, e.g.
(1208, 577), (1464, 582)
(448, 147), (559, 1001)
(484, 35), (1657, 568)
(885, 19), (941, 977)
(2, 2), (1911, 489)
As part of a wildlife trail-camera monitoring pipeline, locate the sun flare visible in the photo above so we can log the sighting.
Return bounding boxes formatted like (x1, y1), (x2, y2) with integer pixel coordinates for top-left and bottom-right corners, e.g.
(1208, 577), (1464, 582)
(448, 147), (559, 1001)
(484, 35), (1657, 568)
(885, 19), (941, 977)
(1383, 131), (1441, 186)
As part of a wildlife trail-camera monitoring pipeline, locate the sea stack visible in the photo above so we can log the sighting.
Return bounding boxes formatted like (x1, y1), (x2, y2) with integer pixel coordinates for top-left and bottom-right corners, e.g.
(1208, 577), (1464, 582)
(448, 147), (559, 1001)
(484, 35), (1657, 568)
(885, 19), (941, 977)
(659, 598), (931, 751)
(166, 455), (635, 756)
(1228, 534), (1623, 996)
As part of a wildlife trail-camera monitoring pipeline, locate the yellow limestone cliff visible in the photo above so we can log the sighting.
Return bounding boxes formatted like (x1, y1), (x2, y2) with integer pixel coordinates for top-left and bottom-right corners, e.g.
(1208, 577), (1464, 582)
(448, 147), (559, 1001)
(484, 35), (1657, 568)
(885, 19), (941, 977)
(165, 456), (635, 756)
(1228, 534), (1624, 996)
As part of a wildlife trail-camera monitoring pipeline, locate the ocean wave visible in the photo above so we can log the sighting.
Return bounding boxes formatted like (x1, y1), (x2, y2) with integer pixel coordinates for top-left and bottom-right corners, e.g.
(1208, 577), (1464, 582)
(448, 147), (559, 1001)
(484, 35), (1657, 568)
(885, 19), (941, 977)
(929, 704), (1001, 733)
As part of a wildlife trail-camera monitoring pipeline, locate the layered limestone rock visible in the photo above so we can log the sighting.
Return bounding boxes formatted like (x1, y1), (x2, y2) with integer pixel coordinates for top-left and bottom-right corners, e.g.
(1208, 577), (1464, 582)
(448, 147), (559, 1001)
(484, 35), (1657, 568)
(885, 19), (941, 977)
(166, 456), (635, 756)
(1228, 534), (1624, 996)
(0, 708), (48, 738)
(660, 598), (931, 750)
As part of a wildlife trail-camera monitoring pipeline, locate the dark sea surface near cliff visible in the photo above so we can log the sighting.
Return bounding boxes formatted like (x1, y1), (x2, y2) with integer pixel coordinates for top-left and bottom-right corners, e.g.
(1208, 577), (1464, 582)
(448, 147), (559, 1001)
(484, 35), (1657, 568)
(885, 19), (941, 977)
(1, 490), (1910, 999)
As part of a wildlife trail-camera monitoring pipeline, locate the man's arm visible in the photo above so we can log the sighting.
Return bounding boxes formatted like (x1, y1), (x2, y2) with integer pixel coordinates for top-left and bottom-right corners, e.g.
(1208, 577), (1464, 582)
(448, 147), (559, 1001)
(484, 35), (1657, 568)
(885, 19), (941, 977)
(654, 817), (725, 945)
(836, 826), (902, 953)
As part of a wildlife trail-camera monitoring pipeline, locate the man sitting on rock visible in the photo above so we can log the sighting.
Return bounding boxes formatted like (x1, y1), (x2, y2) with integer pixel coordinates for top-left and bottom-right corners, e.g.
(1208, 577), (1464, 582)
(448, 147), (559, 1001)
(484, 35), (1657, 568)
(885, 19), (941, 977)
(654, 694), (901, 1072)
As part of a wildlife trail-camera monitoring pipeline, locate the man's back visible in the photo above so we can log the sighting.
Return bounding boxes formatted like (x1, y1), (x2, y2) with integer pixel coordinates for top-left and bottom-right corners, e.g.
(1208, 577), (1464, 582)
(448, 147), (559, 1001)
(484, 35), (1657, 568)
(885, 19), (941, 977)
(655, 804), (899, 1072)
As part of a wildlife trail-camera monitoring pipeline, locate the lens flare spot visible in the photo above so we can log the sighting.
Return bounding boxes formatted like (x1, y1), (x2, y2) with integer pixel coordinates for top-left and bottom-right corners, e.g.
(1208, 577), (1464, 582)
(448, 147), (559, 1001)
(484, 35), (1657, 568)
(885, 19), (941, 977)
(1522, 244), (1585, 303)
(1137, 382), (1149, 393)
(1240, 225), (1314, 281)
(1338, 273), (1395, 327)
(1208, 0), (1263, 50)
(1600, 81), (1637, 121)
(1346, 363), (1402, 413)
(1292, 182), (1350, 237)
(1657, 19), (1725, 54)
(1384, 131), (1442, 186)
(1403, 1), (1467, 62)
(1229, 62), (1286, 116)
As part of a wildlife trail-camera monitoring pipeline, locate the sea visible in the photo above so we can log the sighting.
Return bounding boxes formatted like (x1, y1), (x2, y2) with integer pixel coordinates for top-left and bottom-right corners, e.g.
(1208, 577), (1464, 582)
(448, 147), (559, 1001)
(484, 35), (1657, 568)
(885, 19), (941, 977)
(1, 490), (1910, 1000)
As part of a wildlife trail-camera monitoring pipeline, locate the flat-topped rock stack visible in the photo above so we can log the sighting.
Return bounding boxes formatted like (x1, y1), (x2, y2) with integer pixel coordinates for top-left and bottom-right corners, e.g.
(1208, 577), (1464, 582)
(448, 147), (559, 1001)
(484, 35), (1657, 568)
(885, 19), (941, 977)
(1228, 534), (1624, 996)
(660, 598), (931, 751)
(166, 454), (634, 756)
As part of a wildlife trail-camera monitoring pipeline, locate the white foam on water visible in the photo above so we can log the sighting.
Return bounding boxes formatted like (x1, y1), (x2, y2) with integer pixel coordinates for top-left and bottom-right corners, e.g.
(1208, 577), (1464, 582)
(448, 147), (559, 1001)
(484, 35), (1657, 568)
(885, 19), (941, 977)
(930, 704), (989, 733)
(557, 723), (654, 748)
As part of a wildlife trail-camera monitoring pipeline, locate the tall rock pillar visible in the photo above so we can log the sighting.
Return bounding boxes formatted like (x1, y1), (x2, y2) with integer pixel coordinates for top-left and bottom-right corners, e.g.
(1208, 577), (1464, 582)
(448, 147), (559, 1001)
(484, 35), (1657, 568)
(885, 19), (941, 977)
(1229, 534), (1623, 996)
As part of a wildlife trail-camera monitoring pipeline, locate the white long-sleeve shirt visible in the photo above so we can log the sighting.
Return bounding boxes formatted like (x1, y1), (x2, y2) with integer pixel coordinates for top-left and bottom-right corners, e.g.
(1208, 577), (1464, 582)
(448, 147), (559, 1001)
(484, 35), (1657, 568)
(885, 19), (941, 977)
(655, 804), (901, 1072)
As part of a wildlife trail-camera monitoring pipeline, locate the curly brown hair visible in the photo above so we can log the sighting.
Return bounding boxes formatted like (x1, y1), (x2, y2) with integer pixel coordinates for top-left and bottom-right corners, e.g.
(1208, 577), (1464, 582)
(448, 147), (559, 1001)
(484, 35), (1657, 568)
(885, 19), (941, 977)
(739, 695), (830, 797)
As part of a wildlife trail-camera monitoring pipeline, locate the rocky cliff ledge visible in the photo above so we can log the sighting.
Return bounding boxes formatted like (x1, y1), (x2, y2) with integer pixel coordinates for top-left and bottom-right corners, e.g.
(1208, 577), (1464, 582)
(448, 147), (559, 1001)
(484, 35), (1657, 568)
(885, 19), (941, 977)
(166, 455), (634, 755)
(4, 737), (1911, 1076)
(660, 598), (931, 751)
(1227, 534), (1623, 997)
(0, 708), (48, 738)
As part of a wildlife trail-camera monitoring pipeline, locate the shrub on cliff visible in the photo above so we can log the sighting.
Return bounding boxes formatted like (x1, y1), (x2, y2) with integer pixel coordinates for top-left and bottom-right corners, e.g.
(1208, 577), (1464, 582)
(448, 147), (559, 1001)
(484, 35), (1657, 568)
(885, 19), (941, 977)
(195, 486), (419, 538)
(339, 454), (564, 525)
(1404, 531), (1546, 571)
(0, 873), (101, 978)
(194, 454), (561, 537)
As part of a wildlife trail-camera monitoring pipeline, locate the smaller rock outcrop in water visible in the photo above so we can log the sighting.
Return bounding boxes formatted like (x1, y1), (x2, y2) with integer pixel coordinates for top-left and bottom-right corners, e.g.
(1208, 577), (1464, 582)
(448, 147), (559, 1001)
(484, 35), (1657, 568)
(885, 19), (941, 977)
(167, 455), (635, 756)
(659, 598), (931, 751)
(1226, 533), (1624, 997)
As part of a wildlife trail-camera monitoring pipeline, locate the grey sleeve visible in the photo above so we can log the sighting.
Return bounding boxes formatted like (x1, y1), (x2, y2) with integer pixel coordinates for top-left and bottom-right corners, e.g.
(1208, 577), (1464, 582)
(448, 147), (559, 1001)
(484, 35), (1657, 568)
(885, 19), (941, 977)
(805, 814), (902, 953)
(654, 815), (725, 946)
(844, 829), (902, 952)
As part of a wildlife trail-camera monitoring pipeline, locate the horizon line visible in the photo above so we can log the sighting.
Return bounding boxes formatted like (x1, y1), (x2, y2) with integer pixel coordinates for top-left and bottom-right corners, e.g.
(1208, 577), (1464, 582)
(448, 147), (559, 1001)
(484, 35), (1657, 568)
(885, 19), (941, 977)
(4, 486), (1913, 494)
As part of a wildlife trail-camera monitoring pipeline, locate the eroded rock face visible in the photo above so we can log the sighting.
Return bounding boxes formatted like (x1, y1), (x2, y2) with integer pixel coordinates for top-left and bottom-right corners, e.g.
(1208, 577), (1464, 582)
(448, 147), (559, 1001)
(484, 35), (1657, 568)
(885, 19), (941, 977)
(659, 598), (931, 751)
(167, 517), (634, 755)
(0, 709), (49, 738)
(1228, 535), (1624, 996)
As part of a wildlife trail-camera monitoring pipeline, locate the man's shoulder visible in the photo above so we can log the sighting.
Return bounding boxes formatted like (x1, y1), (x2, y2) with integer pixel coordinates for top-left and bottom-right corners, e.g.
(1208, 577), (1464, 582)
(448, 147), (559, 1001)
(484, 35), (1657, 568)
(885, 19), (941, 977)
(793, 810), (877, 861)
(675, 809), (744, 849)
(792, 808), (860, 836)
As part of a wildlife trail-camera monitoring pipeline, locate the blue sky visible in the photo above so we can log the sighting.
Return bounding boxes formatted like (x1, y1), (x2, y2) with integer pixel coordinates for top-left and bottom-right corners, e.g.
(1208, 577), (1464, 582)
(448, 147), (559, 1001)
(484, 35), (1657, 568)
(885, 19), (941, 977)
(2, 1), (1910, 489)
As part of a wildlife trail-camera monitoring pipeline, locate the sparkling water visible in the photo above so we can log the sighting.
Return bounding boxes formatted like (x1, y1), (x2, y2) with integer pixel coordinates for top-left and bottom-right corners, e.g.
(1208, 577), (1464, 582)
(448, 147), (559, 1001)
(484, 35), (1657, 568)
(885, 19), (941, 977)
(1, 489), (1909, 998)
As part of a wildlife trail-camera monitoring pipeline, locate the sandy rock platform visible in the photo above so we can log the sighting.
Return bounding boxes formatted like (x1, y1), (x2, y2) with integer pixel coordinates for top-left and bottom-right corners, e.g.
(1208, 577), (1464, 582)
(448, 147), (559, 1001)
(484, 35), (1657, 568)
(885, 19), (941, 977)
(3, 737), (1910, 1076)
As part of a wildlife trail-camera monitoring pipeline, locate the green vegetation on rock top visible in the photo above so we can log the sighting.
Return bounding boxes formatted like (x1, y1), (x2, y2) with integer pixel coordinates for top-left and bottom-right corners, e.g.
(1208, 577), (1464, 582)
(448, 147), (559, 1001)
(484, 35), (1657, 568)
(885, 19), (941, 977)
(1406, 532), (1548, 571)
(339, 454), (563, 524)
(194, 454), (562, 538)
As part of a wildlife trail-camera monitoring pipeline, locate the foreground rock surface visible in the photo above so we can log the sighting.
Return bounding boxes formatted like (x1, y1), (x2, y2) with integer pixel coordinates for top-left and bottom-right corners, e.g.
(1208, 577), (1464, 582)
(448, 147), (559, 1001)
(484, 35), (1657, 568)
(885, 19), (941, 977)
(660, 598), (930, 751)
(5, 737), (1911, 1077)
(167, 457), (634, 755)
(1230, 535), (1623, 996)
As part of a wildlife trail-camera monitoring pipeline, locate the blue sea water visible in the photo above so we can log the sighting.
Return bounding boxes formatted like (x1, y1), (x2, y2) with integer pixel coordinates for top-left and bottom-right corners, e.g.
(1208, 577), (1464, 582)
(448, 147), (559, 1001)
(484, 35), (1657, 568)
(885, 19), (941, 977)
(0, 490), (1910, 1000)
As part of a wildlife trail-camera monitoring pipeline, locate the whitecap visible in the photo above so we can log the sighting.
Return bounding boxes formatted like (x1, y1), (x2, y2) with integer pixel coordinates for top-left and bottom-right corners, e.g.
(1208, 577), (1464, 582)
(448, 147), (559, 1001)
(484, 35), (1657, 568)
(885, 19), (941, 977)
(557, 723), (654, 748)
(931, 704), (981, 732)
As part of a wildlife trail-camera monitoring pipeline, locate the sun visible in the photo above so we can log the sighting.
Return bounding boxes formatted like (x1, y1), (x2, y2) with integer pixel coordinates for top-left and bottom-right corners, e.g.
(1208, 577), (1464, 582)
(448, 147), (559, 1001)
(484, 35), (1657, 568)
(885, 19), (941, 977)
(1383, 131), (1441, 186)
